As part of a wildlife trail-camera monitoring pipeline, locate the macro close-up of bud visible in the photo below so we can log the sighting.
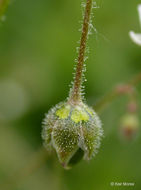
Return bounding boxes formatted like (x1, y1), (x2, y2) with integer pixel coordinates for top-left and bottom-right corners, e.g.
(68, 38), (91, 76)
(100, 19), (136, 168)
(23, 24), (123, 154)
(42, 101), (103, 169)
(0, 0), (141, 189)
(41, 0), (103, 169)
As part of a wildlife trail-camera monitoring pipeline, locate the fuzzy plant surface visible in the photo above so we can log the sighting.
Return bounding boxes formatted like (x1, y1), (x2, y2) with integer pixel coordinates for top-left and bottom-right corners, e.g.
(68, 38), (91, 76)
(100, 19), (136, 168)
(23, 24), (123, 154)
(42, 0), (103, 169)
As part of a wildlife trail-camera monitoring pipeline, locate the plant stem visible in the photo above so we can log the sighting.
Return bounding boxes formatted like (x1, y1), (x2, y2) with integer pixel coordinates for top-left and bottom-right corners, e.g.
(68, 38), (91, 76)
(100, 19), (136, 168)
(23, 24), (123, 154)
(70, 0), (92, 104)
(94, 72), (141, 113)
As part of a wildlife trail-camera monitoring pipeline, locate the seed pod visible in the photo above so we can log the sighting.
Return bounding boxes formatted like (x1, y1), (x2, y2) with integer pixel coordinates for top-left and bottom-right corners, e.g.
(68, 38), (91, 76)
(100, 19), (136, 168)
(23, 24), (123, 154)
(42, 101), (103, 169)
(119, 114), (139, 141)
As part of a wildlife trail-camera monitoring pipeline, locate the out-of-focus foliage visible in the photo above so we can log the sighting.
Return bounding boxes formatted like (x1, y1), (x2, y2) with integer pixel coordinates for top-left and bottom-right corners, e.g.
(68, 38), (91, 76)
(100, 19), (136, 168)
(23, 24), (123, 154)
(0, 0), (9, 20)
(0, 0), (141, 190)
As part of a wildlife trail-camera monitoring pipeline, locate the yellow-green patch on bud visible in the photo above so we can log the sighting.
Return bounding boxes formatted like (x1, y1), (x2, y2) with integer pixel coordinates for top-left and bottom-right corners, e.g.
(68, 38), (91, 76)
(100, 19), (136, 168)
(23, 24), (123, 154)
(56, 105), (71, 119)
(71, 106), (89, 123)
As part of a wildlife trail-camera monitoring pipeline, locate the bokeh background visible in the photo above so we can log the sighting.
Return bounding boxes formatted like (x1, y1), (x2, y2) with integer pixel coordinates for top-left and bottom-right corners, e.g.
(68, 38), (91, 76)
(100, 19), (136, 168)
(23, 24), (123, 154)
(0, 0), (141, 189)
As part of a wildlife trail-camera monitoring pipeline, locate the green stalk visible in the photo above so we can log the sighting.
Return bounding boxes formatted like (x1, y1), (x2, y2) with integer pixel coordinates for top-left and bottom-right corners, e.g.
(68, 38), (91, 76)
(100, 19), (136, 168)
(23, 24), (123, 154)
(69, 0), (93, 104)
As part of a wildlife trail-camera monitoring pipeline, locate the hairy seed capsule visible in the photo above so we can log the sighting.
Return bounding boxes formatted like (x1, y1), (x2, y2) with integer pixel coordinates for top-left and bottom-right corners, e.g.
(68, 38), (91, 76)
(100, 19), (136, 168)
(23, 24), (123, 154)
(42, 101), (103, 169)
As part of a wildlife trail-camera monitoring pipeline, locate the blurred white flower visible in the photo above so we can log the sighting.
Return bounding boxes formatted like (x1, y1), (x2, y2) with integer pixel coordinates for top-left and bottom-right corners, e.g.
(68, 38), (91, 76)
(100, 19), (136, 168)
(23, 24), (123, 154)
(129, 4), (141, 46)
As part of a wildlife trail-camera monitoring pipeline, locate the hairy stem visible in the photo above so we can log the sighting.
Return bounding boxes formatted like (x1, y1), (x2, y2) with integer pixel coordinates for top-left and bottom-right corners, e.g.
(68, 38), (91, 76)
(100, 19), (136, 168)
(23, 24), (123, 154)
(70, 0), (92, 103)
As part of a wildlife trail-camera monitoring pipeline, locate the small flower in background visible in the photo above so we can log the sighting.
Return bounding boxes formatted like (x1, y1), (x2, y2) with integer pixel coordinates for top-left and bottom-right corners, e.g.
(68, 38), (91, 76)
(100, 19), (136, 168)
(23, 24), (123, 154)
(129, 4), (141, 46)
(119, 113), (139, 141)
(118, 87), (139, 142)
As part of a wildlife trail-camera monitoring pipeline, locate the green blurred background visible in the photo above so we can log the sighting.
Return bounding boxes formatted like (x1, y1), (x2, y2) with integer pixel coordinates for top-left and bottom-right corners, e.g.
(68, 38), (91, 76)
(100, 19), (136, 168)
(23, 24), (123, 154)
(0, 0), (141, 189)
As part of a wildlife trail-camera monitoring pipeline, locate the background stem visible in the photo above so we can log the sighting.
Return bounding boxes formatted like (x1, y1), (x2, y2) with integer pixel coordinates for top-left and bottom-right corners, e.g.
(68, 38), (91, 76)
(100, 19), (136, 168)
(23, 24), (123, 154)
(94, 72), (141, 113)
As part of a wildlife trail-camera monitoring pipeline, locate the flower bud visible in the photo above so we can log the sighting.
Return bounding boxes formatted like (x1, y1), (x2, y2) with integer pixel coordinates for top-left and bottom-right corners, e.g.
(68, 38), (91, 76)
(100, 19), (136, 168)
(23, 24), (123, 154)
(119, 114), (139, 141)
(42, 101), (103, 169)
